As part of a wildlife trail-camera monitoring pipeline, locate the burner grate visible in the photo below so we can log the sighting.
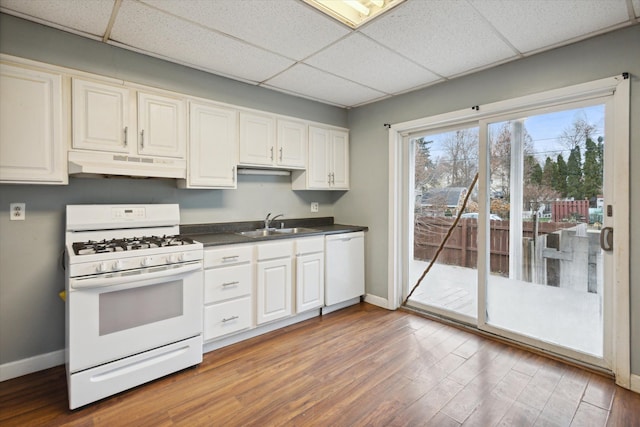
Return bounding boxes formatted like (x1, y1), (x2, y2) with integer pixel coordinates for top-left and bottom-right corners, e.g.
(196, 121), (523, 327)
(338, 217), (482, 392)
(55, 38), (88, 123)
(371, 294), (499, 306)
(72, 235), (195, 255)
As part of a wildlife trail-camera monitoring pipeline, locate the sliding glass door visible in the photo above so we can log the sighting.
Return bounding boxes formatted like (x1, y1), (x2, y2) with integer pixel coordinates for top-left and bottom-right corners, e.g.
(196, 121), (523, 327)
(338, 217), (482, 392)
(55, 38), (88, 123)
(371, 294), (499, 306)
(406, 98), (615, 367)
(478, 101), (611, 364)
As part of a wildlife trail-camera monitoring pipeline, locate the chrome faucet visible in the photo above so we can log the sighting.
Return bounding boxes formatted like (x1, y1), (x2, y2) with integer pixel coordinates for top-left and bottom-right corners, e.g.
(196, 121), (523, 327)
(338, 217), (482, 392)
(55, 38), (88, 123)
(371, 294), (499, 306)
(264, 213), (283, 230)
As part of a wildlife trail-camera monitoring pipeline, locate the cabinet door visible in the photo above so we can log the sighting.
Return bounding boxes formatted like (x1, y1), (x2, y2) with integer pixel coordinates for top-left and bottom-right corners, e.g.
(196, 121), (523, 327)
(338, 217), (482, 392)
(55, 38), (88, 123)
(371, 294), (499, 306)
(276, 119), (306, 169)
(256, 258), (292, 324)
(0, 64), (67, 184)
(331, 130), (349, 190)
(188, 102), (237, 188)
(72, 78), (130, 153)
(239, 112), (275, 166)
(296, 252), (324, 313)
(137, 92), (186, 158)
(306, 126), (331, 189)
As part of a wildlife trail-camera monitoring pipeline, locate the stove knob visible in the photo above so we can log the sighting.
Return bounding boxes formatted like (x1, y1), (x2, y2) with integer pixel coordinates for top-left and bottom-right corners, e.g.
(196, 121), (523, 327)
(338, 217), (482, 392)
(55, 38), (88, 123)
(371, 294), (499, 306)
(112, 260), (123, 270)
(141, 256), (153, 267)
(96, 262), (109, 273)
(177, 253), (185, 262)
(168, 254), (178, 264)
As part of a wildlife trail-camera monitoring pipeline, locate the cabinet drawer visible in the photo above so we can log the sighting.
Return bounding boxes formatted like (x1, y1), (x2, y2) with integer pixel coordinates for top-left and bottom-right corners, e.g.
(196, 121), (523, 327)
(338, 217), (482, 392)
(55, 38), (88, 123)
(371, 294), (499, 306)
(204, 296), (252, 341)
(295, 236), (324, 254)
(256, 240), (293, 261)
(204, 264), (252, 304)
(204, 245), (253, 268)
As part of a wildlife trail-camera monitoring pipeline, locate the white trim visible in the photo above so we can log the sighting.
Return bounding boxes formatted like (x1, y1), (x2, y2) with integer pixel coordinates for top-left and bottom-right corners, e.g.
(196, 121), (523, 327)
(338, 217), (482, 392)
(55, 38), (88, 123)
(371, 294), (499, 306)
(388, 74), (630, 384)
(364, 293), (390, 309)
(0, 350), (64, 382)
(611, 77), (631, 389)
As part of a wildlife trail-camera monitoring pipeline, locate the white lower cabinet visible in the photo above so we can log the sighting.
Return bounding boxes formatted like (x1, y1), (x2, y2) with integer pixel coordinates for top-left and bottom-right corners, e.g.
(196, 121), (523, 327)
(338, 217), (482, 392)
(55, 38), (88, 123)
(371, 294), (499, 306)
(255, 241), (293, 325)
(203, 245), (253, 341)
(295, 237), (324, 313)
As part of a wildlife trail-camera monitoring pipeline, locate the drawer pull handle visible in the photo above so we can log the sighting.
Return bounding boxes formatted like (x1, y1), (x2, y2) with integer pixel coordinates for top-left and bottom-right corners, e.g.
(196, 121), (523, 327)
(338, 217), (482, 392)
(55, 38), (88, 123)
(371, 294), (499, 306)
(222, 255), (239, 262)
(222, 281), (239, 287)
(222, 315), (239, 323)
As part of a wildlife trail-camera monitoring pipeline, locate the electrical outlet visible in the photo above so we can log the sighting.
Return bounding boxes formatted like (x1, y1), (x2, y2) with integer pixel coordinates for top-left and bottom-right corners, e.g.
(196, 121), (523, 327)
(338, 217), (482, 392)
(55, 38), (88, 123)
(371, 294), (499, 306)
(311, 202), (319, 213)
(10, 203), (25, 221)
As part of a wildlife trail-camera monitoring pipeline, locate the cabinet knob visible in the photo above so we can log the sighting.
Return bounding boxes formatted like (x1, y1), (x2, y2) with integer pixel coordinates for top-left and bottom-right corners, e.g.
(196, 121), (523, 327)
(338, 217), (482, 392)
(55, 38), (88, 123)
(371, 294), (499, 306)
(123, 126), (128, 147)
(270, 146), (274, 161)
(140, 129), (144, 149)
(222, 315), (239, 323)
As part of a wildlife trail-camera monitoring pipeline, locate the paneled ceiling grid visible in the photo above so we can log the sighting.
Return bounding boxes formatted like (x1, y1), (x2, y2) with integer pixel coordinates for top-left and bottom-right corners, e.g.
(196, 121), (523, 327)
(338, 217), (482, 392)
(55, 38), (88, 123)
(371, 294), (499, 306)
(1, 0), (638, 108)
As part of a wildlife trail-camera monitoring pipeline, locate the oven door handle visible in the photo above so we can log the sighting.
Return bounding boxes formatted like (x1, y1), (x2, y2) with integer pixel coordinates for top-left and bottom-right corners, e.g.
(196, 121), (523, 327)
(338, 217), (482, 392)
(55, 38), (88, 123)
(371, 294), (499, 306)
(69, 262), (202, 290)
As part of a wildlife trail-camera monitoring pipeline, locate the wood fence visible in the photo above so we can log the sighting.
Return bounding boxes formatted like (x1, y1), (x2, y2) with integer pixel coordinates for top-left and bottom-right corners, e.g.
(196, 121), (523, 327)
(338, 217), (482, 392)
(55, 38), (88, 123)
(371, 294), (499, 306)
(413, 217), (577, 276)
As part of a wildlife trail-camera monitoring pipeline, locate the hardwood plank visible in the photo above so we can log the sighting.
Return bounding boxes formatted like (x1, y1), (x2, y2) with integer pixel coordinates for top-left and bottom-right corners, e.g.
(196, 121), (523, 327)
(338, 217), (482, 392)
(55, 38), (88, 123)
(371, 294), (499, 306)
(0, 302), (638, 427)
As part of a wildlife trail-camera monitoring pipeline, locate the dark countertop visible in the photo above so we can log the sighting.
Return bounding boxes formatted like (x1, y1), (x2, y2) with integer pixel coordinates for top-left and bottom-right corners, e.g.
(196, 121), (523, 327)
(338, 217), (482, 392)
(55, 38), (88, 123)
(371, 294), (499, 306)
(181, 217), (367, 247)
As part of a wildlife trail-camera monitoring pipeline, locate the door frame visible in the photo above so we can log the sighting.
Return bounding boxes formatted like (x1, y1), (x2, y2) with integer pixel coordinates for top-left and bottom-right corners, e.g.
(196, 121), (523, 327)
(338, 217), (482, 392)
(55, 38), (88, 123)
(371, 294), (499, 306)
(387, 75), (630, 386)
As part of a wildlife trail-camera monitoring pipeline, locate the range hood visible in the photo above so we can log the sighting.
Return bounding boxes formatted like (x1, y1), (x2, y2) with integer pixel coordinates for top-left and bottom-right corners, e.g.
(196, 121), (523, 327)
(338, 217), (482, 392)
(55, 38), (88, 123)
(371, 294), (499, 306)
(68, 150), (186, 179)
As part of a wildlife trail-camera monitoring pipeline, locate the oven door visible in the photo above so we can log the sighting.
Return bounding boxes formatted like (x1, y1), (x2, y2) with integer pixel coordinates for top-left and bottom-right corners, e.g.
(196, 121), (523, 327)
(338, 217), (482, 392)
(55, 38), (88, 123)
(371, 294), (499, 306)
(67, 261), (203, 373)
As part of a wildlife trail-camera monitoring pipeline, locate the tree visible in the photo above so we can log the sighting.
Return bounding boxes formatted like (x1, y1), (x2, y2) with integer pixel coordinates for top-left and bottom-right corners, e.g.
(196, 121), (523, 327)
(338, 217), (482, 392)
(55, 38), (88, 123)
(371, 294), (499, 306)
(566, 145), (583, 199)
(525, 155), (543, 185)
(414, 137), (435, 189)
(442, 128), (478, 187)
(553, 154), (568, 197)
(559, 117), (597, 151)
(582, 137), (603, 204)
(542, 156), (556, 189)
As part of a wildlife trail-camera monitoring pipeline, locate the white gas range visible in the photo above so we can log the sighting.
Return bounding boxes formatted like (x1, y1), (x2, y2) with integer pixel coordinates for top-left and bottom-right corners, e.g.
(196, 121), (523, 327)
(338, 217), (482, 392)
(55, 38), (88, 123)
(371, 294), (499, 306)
(64, 204), (203, 409)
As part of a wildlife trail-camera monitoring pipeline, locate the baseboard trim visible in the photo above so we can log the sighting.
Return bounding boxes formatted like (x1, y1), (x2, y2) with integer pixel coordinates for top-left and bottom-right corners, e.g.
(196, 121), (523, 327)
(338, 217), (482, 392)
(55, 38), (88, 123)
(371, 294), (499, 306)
(630, 374), (640, 393)
(364, 293), (391, 310)
(0, 350), (64, 382)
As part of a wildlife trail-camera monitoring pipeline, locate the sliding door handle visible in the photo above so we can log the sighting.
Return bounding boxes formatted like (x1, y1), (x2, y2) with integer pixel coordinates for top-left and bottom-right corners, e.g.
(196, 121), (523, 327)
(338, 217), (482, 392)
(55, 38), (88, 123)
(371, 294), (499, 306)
(600, 227), (613, 251)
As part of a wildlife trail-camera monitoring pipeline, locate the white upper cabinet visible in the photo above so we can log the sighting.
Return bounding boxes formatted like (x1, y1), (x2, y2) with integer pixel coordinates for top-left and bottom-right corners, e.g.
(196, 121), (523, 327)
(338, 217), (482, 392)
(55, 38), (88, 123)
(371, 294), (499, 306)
(276, 119), (306, 169)
(137, 92), (185, 158)
(292, 125), (349, 190)
(239, 112), (306, 169)
(239, 112), (276, 167)
(0, 63), (67, 184)
(72, 78), (186, 159)
(183, 101), (238, 189)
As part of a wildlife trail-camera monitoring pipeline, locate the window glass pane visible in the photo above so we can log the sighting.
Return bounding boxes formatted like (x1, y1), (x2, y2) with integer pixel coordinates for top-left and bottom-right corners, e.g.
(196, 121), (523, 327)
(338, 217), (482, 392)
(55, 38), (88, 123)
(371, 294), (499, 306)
(409, 126), (479, 320)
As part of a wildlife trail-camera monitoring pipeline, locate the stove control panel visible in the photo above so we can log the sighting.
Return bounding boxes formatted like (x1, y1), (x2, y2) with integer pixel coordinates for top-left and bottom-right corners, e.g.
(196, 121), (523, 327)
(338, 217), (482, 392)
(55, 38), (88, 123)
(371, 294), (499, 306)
(111, 207), (146, 220)
(69, 247), (203, 278)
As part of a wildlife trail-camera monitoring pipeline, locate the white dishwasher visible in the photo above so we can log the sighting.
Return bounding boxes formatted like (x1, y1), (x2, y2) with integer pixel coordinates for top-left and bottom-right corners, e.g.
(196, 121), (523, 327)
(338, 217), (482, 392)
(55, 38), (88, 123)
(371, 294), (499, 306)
(324, 231), (365, 311)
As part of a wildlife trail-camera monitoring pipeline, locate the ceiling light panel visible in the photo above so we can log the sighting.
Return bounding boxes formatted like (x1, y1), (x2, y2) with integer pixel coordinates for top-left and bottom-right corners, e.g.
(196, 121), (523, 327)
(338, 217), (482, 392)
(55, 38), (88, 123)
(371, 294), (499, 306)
(0, 0), (115, 38)
(264, 63), (386, 107)
(142, 0), (350, 61)
(305, 33), (441, 94)
(303, 0), (406, 29)
(360, 0), (517, 77)
(471, 0), (632, 53)
(110, 0), (294, 83)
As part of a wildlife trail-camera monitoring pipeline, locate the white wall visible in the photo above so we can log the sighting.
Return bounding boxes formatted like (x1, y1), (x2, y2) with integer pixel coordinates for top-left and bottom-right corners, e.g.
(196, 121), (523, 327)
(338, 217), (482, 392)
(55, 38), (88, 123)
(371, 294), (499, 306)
(340, 25), (640, 375)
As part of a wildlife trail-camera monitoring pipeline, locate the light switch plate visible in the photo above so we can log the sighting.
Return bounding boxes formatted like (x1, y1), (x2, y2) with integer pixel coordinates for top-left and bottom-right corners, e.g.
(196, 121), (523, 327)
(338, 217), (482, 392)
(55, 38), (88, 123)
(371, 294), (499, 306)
(311, 202), (319, 213)
(10, 203), (25, 220)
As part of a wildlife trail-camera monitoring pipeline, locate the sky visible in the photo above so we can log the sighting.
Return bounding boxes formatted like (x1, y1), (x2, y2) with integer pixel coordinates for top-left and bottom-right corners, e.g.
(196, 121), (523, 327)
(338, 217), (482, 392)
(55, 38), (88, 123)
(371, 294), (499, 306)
(415, 103), (606, 165)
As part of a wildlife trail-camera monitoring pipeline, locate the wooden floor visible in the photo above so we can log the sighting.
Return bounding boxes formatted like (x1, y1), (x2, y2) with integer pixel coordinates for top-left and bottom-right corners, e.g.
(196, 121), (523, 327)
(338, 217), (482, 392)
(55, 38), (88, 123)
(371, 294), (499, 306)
(1, 303), (639, 426)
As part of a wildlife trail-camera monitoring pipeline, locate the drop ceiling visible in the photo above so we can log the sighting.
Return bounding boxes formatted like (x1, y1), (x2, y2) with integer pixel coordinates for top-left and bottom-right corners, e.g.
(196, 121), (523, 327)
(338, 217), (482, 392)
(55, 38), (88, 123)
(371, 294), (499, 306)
(1, 0), (638, 108)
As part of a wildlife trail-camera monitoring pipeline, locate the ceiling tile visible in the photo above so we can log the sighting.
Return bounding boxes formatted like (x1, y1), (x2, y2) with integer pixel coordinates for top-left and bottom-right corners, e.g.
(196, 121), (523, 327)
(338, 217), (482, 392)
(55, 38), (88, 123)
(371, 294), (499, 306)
(360, 0), (517, 77)
(264, 64), (386, 107)
(0, 0), (114, 38)
(110, 0), (294, 83)
(305, 33), (441, 94)
(471, 0), (631, 53)
(141, 0), (350, 61)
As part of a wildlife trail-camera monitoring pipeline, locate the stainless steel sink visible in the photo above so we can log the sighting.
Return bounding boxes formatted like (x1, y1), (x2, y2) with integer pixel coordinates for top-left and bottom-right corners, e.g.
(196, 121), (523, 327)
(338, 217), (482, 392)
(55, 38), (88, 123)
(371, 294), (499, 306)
(273, 227), (319, 234)
(236, 227), (319, 238)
